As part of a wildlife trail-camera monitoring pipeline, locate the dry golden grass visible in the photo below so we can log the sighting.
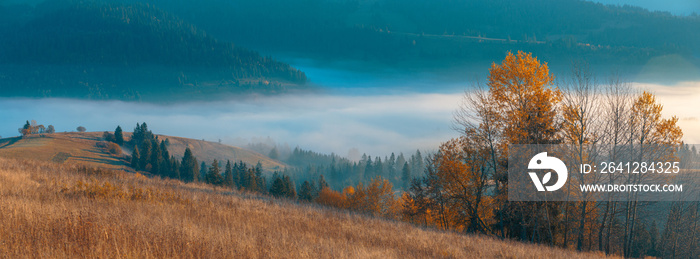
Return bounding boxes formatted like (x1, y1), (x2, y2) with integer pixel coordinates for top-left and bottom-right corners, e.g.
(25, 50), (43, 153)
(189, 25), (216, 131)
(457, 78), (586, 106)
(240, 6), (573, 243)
(0, 157), (615, 258)
(0, 133), (130, 172)
(0, 132), (286, 173)
(156, 134), (286, 172)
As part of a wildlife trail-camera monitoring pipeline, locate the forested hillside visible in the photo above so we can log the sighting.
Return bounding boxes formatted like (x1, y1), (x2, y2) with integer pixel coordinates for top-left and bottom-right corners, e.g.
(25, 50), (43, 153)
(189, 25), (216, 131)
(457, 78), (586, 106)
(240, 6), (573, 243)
(134, 0), (700, 75)
(0, 0), (307, 100)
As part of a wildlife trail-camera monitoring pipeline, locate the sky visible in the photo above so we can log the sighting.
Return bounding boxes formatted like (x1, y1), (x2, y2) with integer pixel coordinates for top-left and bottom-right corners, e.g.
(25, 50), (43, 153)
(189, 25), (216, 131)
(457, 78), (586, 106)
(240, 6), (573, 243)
(590, 0), (700, 16)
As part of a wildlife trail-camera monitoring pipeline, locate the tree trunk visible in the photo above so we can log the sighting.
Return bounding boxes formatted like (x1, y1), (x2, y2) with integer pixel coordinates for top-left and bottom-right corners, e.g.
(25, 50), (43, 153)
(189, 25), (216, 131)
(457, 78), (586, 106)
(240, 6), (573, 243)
(598, 201), (610, 252)
(577, 201), (587, 251)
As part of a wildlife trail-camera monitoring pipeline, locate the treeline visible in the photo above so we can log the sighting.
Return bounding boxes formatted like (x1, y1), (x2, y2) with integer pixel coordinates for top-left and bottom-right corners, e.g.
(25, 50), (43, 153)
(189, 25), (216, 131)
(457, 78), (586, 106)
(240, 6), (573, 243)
(281, 147), (425, 192)
(122, 122), (265, 192)
(102, 122), (409, 220)
(246, 142), (429, 191)
(19, 120), (56, 136)
(0, 0), (306, 100)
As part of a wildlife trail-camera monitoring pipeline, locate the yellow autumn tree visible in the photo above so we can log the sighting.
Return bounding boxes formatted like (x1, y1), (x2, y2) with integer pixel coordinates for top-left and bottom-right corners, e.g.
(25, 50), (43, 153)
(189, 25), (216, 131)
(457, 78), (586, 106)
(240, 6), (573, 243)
(347, 177), (399, 218)
(630, 91), (683, 149)
(488, 51), (563, 242)
(436, 137), (495, 233)
(446, 51), (566, 241)
(488, 50), (561, 145)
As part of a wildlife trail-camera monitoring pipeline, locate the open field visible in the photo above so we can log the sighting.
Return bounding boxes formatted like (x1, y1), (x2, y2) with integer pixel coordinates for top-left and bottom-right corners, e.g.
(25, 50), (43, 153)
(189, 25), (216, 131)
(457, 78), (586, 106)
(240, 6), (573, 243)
(0, 157), (615, 258)
(156, 134), (286, 172)
(0, 132), (286, 173)
(0, 133), (130, 171)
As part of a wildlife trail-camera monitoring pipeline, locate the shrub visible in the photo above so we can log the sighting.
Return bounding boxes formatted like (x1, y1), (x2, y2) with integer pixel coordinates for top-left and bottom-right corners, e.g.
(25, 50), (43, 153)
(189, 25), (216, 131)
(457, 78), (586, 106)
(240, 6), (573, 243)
(96, 141), (122, 155)
(107, 142), (122, 155)
(103, 131), (116, 142)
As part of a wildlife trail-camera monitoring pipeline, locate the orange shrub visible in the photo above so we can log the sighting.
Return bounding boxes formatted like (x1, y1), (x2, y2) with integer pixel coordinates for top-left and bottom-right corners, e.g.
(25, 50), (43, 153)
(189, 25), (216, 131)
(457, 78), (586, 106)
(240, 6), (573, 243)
(315, 187), (348, 209)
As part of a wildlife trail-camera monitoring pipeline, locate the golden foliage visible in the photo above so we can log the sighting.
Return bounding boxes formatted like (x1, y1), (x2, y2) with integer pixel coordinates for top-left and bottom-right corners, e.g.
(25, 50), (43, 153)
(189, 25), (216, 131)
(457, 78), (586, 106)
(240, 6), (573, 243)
(315, 186), (348, 209)
(487, 50), (561, 145)
(629, 91), (683, 146)
(347, 177), (401, 219)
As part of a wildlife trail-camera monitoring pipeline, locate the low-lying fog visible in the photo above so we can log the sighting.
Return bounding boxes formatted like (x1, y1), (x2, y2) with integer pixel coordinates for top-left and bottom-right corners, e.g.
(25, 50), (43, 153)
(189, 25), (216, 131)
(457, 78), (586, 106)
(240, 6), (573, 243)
(0, 91), (461, 157)
(1, 64), (699, 159)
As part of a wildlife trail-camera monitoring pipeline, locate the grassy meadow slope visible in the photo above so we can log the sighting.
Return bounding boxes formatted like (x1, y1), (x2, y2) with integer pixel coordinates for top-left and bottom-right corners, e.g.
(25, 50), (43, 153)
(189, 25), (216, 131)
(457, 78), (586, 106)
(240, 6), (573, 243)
(0, 157), (614, 258)
(0, 132), (130, 171)
(158, 134), (286, 172)
(0, 132), (285, 173)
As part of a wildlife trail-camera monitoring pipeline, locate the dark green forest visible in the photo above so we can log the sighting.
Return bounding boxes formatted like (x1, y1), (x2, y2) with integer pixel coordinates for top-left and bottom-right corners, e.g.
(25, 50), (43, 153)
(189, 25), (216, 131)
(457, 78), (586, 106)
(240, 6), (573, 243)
(121, 0), (699, 72)
(0, 0), (306, 100)
(2, 0), (699, 100)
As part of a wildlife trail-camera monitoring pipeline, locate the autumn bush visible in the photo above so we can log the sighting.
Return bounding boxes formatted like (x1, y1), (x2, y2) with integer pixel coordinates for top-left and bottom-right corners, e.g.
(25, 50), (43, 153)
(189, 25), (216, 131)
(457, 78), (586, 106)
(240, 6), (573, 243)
(95, 141), (122, 155)
(107, 142), (122, 155)
(315, 186), (348, 209)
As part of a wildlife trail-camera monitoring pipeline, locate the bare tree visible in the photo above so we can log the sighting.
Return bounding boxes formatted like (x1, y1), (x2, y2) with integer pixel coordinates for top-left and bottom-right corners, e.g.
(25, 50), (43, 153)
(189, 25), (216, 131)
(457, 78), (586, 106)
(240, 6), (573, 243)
(560, 62), (603, 250)
(598, 75), (634, 254)
(453, 82), (505, 236)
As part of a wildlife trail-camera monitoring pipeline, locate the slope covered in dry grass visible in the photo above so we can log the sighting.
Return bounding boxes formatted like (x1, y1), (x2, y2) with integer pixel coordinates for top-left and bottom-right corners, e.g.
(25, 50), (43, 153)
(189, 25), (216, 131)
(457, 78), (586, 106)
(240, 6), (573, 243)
(0, 133), (130, 171)
(0, 132), (286, 173)
(0, 157), (614, 258)
(157, 134), (286, 172)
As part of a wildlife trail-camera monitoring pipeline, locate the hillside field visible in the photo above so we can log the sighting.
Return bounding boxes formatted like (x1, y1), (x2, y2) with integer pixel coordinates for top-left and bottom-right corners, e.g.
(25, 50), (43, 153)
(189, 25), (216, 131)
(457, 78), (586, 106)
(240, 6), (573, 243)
(0, 132), (286, 173)
(0, 157), (615, 258)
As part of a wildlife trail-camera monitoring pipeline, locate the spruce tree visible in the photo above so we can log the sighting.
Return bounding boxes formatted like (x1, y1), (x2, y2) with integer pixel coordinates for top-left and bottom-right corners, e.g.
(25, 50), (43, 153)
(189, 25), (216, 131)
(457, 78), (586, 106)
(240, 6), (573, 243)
(200, 161), (208, 182)
(159, 140), (170, 177)
(374, 156), (383, 178)
(132, 123), (142, 145)
(131, 147), (140, 170)
(254, 162), (265, 192)
(269, 173), (286, 197)
(170, 156), (180, 180)
(205, 159), (223, 185)
(139, 139), (151, 170)
(318, 174), (329, 193)
(224, 160), (234, 187)
(268, 147), (279, 160)
(180, 147), (197, 182)
(411, 150), (424, 177)
(283, 175), (296, 198)
(235, 161), (246, 188)
(149, 139), (161, 175)
(364, 156), (374, 181)
(402, 162), (411, 191)
(299, 180), (315, 201)
(114, 126), (124, 145)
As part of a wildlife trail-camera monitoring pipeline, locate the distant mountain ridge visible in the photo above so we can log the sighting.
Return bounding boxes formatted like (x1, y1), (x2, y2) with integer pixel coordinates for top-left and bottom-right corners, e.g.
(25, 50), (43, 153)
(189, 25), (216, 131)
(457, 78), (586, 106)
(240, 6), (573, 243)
(134, 0), (700, 77)
(0, 0), (307, 101)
